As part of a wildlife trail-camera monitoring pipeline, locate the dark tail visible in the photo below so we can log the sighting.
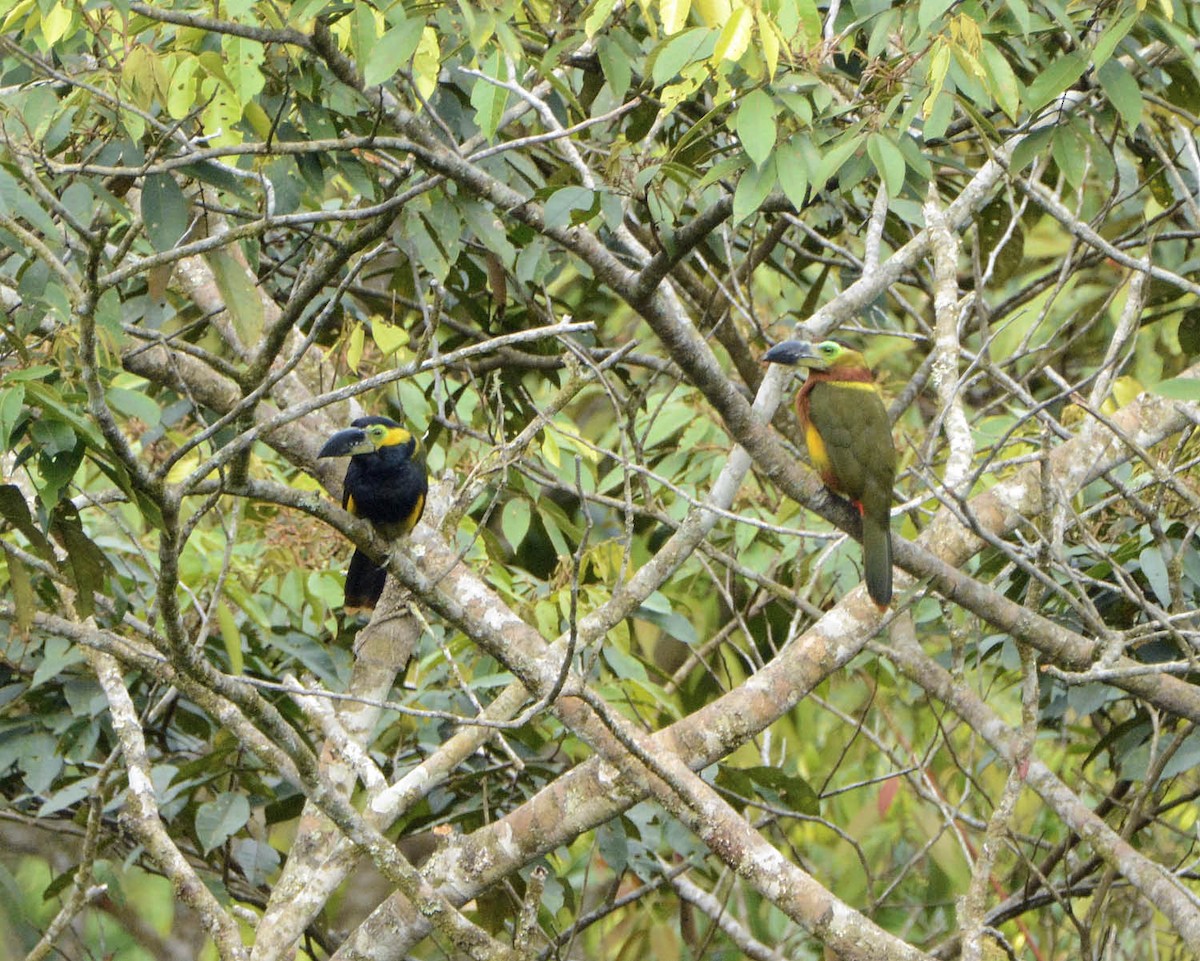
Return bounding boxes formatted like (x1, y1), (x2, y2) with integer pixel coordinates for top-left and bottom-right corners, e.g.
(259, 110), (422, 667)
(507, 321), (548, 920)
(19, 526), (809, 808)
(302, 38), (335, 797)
(344, 548), (387, 611)
(861, 504), (892, 608)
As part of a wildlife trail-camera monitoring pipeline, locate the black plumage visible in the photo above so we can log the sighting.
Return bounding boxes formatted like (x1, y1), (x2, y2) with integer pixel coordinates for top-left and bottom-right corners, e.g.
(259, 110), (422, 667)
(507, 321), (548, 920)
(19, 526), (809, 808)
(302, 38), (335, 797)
(318, 415), (427, 611)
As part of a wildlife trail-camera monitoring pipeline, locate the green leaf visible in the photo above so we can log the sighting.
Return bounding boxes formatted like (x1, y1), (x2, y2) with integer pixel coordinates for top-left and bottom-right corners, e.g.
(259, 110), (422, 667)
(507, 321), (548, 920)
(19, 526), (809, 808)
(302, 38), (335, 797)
(31, 636), (85, 690)
(1162, 729), (1200, 779)
(977, 197), (1024, 285)
(812, 131), (864, 189)
(544, 186), (598, 230)
(794, 0), (821, 45)
(207, 246), (263, 344)
(1022, 52), (1087, 111)
(1006, 0), (1030, 35)
(105, 386), (160, 426)
(776, 137), (810, 209)
(39, 777), (97, 817)
(1097, 60), (1142, 128)
(469, 51), (510, 143)
(1150, 376), (1200, 401)
(867, 132), (906, 197)
(1138, 546), (1171, 608)
(0, 168), (60, 239)
(650, 27), (716, 86)
(1051, 122), (1088, 190)
(0, 484), (53, 559)
(918, 0), (956, 31)
(232, 838), (281, 888)
(0, 384), (25, 450)
(601, 642), (650, 681)
(51, 503), (110, 616)
(732, 154), (776, 223)
(634, 592), (698, 646)
(351, 3), (377, 68)
(196, 792), (250, 853)
(595, 818), (629, 876)
(735, 88), (777, 168)
(501, 498), (531, 550)
(980, 40), (1020, 121)
(597, 36), (632, 99)
(141, 173), (190, 253)
(1092, 12), (1137, 67)
(738, 764), (819, 815)
(1009, 126), (1054, 173)
(363, 18), (425, 86)
(584, 0), (617, 37)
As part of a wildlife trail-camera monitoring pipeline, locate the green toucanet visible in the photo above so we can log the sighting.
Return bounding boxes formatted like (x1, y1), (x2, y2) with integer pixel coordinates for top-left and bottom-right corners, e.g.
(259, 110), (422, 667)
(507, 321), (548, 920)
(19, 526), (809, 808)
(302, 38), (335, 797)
(762, 339), (896, 607)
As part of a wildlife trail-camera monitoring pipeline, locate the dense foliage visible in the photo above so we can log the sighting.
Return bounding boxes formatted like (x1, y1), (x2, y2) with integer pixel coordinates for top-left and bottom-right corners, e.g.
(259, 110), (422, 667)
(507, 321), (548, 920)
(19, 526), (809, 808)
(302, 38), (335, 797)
(1, 0), (1199, 959)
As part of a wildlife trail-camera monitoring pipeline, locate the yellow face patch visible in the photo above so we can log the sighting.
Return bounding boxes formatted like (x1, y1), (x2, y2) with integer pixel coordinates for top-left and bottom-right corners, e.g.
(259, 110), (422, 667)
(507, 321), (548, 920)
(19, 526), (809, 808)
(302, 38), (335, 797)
(365, 424), (413, 449)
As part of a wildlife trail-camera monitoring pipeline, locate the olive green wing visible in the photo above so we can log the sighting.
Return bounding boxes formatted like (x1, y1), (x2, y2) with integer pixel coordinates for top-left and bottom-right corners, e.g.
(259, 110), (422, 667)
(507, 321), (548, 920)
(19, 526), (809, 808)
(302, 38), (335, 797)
(806, 382), (895, 503)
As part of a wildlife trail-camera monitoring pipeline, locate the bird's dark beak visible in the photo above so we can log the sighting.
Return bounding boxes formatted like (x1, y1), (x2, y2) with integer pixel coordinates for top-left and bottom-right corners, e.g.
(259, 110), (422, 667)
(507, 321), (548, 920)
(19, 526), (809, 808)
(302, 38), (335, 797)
(761, 340), (818, 366)
(318, 428), (373, 458)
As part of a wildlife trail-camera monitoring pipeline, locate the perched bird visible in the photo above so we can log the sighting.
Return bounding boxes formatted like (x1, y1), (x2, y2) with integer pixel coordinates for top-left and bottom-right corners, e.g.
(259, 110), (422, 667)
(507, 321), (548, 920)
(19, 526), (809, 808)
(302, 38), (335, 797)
(762, 339), (896, 608)
(318, 415), (427, 612)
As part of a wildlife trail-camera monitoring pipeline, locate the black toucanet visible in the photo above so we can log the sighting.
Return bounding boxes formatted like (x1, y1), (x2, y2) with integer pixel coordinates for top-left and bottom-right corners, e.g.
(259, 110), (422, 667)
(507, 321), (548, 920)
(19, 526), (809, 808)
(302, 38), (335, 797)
(318, 415), (427, 612)
(762, 339), (896, 608)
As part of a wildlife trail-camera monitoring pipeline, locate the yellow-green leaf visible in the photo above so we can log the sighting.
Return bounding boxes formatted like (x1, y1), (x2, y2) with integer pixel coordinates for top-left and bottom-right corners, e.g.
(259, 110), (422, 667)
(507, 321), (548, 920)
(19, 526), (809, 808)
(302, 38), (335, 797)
(346, 325), (365, 374)
(693, 0), (729, 27)
(40, 1), (71, 45)
(167, 55), (200, 120)
(223, 35), (266, 107)
(412, 27), (440, 102)
(660, 0), (691, 34)
(5, 551), (34, 639)
(217, 602), (244, 675)
(756, 10), (780, 78)
(542, 427), (561, 468)
(585, 0), (617, 37)
(199, 76), (242, 147)
(713, 5), (752, 62)
(922, 40), (950, 118)
(372, 320), (408, 355)
(2, 0), (35, 34)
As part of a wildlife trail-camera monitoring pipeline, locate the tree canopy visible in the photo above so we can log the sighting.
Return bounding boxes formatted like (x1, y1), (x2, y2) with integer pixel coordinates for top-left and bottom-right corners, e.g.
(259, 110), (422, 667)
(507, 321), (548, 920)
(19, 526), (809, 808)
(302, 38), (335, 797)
(1, 0), (1199, 959)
